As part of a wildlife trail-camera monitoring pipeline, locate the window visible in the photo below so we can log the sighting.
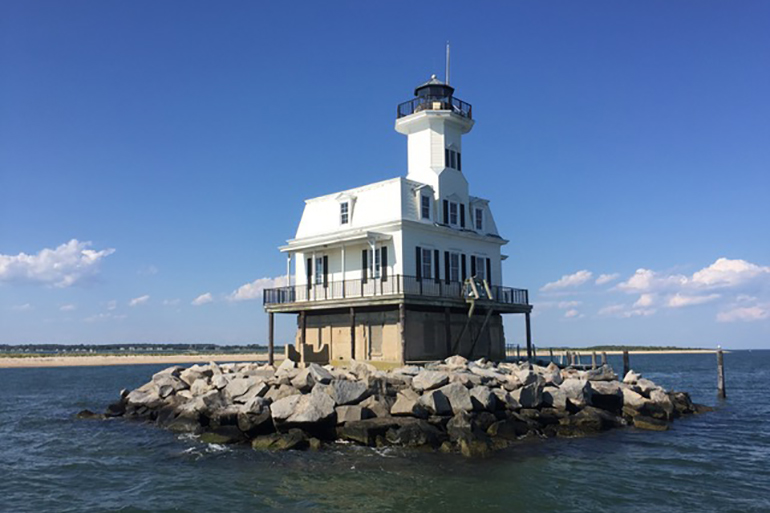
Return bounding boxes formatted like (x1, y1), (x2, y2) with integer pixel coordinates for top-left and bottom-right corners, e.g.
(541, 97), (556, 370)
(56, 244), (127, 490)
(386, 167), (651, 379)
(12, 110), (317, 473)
(476, 256), (487, 281)
(445, 148), (462, 170)
(315, 256), (324, 285)
(449, 252), (460, 282)
(421, 248), (432, 281)
(371, 248), (381, 279)
(475, 208), (483, 231)
(449, 202), (458, 226)
(340, 202), (349, 224)
(420, 194), (431, 220)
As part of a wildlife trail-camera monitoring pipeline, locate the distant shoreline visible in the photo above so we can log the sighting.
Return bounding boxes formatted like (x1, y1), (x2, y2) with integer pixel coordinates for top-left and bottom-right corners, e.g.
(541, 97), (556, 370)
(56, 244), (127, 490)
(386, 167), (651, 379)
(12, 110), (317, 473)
(0, 349), (723, 369)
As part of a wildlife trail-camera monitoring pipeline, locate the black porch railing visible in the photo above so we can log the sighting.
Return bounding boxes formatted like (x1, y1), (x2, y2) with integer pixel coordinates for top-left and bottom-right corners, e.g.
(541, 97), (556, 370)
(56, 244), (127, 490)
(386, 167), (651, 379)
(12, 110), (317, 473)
(397, 95), (472, 120)
(263, 274), (528, 306)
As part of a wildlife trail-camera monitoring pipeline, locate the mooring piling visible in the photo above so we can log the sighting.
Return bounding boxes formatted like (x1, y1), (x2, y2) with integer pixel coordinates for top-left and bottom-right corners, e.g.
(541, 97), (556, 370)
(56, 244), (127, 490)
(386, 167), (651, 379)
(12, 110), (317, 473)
(591, 352), (597, 369)
(549, 348), (554, 363)
(717, 346), (726, 399)
(622, 350), (630, 378)
(601, 352), (607, 366)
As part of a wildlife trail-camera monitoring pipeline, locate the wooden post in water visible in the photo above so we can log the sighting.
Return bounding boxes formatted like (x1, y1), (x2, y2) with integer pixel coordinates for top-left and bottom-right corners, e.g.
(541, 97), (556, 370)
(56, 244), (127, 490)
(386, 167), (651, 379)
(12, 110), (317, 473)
(267, 312), (275, 366)
(717, 346), (726, 399)
(299, 311), (307, 366)
(533, 344), (537, 361)
(525, 312), (533, 361)
(591, 352), (597, 369)
(399, 303), (406, 365)
(349, 307), (356, 361)
(516, 344), (521, 360)
(622, 350), (630, 378)
(549, 348), (554, 363)
(601, 352), (607, 366)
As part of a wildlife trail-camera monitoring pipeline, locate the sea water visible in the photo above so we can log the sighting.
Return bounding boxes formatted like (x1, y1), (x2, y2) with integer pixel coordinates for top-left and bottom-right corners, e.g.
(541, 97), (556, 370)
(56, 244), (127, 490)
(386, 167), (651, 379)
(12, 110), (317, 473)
(1, 351), (768, 513)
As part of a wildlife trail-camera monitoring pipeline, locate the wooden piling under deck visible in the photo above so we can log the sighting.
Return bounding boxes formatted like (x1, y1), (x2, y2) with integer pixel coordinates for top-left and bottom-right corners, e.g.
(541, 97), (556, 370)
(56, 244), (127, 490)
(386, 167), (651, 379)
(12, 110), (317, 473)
(717, 348), (726, 399)
(267, 312), (274, 366)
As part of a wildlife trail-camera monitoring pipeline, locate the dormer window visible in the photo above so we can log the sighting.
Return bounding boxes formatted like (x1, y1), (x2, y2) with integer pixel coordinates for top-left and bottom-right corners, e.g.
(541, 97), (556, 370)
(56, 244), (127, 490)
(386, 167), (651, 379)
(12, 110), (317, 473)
(340, 202), (349, 224)
(449, 202), (458, 225)
(475, 207), (483, 231)
(420, 194), (431, 220)
(445, 148), (462, 171)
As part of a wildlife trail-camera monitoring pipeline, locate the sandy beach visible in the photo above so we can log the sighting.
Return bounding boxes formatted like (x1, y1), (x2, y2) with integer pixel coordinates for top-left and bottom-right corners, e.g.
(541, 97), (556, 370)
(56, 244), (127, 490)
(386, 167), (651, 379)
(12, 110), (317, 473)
(0, 353), (274, 369)
(0, 349), (721, 369)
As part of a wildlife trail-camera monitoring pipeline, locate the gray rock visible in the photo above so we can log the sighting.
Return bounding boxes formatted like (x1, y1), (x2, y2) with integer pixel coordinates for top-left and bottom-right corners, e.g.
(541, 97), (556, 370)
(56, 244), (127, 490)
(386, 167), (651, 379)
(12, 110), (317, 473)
(276, 358), (296, 373)
(359, 395), (391, 418)
(588, 381), (624, 413)
(126, 384), (162, 407)
(649, 389), (675, 418)
(234, 381), (269, 405)
(224, 377), (258, 400)
(391, 389), (426, 417)
(623, 370), (642, 384)
(444, 355), (469, 369)
(308, 363), (333, 384)
(328, 379), (368, 405)
(211, 374), (229, 390)
(635, 378), (658, 397)
(271, 387), (336, 425)
(251, 429), (308, 451)
(237, 409), (273, 437)
(180, 365), (213, 386)
(190, 379), (213, 397)
(620, 385), (648, 410)
(241, 396), (269, 414)
(392, 365), (421, 376)
(385, 419), (442, 448)
(451, 372), (484, 388)
(264, 384), (301, 402)
(412, 370), (450, 391)
(633, 415), (669, 431)
(290, 368), (315, 392)
(419, 389), (452, 415)
(470, 386), (496, 411)
(350, 360), (377, 378)
(468, 364), (505, 381)
(511, 381), (543, 409)
(337, 417), (419, 446)
(492, 388), (521, 411)
(585, 365), (618, 382)
(335, 405), (367, 424)
(152, 366), (184, 381)
(559, 378), (590, 408)
(154, 375), (188, 398)
(542, 386), (568, 410)
(438, 382), (474, 414)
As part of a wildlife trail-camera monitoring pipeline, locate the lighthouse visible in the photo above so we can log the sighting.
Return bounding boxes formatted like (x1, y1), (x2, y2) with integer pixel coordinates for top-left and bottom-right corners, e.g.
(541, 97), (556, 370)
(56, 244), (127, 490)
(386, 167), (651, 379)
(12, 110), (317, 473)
(263, 72), (532, 366)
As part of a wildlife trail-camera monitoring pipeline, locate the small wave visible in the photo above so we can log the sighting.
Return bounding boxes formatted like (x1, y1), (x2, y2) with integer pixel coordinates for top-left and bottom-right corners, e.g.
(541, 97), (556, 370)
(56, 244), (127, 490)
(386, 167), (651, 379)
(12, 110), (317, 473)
(205, 443), (229, 453)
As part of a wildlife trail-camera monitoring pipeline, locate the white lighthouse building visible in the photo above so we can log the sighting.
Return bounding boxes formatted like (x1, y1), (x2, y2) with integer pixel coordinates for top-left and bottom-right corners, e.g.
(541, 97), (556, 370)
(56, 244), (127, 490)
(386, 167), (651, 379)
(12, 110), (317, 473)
(263, 74), (532, 366)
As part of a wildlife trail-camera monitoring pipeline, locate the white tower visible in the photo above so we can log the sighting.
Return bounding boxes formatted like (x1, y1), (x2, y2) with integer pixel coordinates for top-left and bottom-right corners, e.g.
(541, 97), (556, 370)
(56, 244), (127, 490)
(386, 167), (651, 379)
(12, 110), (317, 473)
(394, 75), (474, 205)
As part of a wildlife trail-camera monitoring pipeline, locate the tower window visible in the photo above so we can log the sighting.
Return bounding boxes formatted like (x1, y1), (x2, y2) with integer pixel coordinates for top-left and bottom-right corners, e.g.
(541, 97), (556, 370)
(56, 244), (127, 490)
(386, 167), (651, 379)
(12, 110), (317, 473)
(445, 148), (461, 170)
(420, 194), (431, 220)
(475, 208), (483, 231)
(340, 202), (349, 224)
(449, 202), (458, 226)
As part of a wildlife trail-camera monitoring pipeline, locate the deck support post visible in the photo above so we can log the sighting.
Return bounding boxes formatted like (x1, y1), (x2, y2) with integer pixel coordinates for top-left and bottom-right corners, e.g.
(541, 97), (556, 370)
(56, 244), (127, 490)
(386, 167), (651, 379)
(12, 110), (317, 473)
(591, 352), (597, 369)
(268, 312), (274, 366)
(622, 350), (630, 378)
(601, 352), (607, 366)
(350, 307), (356, 361)
(444, 307), (452, 357)
(399, 303), (406, 365)
(525, 312), (533, 361)
(299, 311), (306, 366)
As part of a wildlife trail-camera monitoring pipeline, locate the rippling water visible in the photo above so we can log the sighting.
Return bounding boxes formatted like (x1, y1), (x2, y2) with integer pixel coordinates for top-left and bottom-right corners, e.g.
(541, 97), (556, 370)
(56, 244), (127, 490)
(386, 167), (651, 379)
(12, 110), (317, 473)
(1, 351), (769, 513)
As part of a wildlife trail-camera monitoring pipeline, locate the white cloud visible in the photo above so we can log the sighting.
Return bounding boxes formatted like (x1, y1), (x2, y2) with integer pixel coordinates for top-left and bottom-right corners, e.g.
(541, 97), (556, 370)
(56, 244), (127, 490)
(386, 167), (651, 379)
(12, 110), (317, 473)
(59, 304), (77, 312)
(667, 293), (720, 308)
(11, 303), (32, 311)
(564, 309), (582, 319)
(558, 300), (581, 309)
(541, 270), (593, 292)
(129, 295), (150, 307)
(598, 303), (655, 318)
(598, 304), (625, 316)
(84, 312), (127, 323)
(0, 239), (115, 288)
(192, 292), (213, 306)
(106, 300), (117, 311)
(138, 265), (159, 276)
(596, 273), (620, 285)
(634, 293), (656, 308)
(717, 305), (769, 323)
(228, 276), (288, 301)
(691, 258), (770, 289)
(162, 299), (180, 306)
(616, 268), (687, 294)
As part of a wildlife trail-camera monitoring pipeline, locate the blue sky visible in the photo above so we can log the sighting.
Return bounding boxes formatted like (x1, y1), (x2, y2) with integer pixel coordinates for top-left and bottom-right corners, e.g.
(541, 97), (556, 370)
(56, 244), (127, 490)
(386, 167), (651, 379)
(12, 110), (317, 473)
(1, 1), (768, 349)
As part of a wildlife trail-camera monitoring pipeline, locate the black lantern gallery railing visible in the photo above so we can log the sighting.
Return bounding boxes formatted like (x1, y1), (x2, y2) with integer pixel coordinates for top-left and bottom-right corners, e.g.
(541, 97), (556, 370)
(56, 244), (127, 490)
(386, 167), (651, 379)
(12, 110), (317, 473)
(263, 274), (528, 306)
(397, 95), (472, 120)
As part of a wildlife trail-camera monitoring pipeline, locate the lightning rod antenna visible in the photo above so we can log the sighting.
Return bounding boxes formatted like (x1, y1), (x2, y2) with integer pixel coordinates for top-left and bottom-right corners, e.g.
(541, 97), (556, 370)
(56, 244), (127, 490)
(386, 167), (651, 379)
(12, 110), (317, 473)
(445, 41), (450, 85)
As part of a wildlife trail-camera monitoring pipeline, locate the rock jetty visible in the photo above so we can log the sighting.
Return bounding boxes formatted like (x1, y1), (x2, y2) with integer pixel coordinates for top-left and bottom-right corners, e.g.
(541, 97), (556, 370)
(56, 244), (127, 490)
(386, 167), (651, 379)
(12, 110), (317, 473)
(92, 356), (711, 457)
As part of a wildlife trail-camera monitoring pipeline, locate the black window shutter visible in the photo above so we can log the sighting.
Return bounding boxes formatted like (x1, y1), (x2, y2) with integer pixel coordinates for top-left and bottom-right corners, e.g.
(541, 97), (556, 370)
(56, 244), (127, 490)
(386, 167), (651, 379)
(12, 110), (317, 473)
(461, 254), (467, 280)
(444, 251), (450, 284)
(415, 246), (422, 281)
(457, 152), (462, 171)
(381, 247), (388, 281)
(362, 250), (368, 283)
(460, 204), (465, 228)
(323, 255), (328, 287)
(443, 200), (449, 224)
(306, 257), (312, 289)
(445, 148), (449, 168)
(486, 258), (492, 285)
(434, 249), (440, 283)
(471, 255), (476, 276)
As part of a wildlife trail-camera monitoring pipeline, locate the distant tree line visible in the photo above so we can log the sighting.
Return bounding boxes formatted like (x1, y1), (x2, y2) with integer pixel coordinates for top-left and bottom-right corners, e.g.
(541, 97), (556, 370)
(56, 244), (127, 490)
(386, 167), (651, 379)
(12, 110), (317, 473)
(0, 343), (267, 354)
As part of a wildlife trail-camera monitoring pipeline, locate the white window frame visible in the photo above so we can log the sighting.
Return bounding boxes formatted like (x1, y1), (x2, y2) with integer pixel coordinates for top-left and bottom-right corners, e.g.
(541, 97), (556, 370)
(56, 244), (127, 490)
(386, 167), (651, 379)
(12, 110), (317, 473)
(368, 248), (381, 279)
(449, 252), (460, 282)
(449, 201), (458, 226)
(475, 256), (487, 281)
(421, 248), (432, 280)
(475, 207), (483, 231)
(420, 194), (431, 220)
(340, 202), (349, 225)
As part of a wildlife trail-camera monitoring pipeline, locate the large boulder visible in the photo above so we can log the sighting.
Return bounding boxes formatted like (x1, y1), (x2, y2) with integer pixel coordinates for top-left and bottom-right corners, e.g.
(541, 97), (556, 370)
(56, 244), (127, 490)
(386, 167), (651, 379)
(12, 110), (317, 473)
(542, 386), (568, 410)
(585, 365), (618, 382)
(589, 381), (624, 413)
(270, 388), (336, 425)
(391, 389), (427, 417)
(487, 418), (529, 440)
(623, 370), (642, 385)
(126, 384), (162, 408)
(180, 365), (213, 386)
(385, 420), (443, 448)
(234, 381), (269, 405)
(190, 379), (213, 397)
(412, 370), (450, 391)
(308, 363), (333, 385)
(290, 368), (316, 392)
(224, 377), (259, 400)
(251, 429), (309, 451)
(337, 417), (417, 446)
(154, 375), (188, 399)
(632, 415), (669, 431)
(444, 355), (469, 370)
(264, 384), (300, 402)
(559, 378), (590, 408)
(359, 395), (391, 418)
(491, 389), (521, 411)
(470, 386), (496, 411)
(237, 410), (274, 437)
(335, 405), (367, 424)
(511, 381), (543, 409)
(328, 379), (369, 406)
(419, 389), (452, 415)
(438, 383), (474, 414)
